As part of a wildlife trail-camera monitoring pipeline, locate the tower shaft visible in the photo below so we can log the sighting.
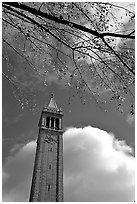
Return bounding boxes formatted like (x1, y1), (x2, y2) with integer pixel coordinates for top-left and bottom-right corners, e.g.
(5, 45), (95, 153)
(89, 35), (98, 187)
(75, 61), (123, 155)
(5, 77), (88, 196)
(29, 95), (63, 202)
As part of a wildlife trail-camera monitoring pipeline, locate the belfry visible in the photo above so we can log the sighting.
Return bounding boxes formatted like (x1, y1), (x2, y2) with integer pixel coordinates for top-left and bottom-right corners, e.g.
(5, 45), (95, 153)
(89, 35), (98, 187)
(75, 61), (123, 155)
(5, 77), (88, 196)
(29, 94), (63, 202)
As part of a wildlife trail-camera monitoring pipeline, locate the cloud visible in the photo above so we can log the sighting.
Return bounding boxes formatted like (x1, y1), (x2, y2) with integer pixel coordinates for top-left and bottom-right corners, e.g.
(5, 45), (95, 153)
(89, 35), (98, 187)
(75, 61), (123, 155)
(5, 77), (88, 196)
(3, 126), (135, 202)
(126, 114), (135, 126)
(64, 126), (135, 202)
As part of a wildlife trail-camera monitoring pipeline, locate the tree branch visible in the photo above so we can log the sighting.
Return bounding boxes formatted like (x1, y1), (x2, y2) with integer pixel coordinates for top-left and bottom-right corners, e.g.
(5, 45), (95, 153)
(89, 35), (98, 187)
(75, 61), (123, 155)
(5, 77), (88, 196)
(3, 3), (74, 50)
(102, 37), (135, 75)
(3, 2), (135, 40)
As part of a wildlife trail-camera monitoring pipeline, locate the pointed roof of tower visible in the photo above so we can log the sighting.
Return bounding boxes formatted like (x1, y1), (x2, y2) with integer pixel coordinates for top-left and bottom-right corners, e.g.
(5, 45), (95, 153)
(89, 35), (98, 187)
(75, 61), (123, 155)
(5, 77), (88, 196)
(43, 93), (63, 114)
(47, 94), (58, 110)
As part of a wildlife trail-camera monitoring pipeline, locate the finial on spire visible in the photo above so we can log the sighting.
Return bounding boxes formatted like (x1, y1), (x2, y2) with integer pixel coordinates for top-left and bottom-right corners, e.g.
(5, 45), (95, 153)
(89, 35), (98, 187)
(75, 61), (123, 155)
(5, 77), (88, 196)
(51, 93), (54, 98)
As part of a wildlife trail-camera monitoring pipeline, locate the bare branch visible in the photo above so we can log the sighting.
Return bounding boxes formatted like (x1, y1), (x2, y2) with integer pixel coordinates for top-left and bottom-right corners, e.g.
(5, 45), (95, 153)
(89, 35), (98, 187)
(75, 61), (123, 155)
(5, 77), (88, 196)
(3, 2), (135, 40)
(2, 2), (135, 112)
(102, 37), (135, 75)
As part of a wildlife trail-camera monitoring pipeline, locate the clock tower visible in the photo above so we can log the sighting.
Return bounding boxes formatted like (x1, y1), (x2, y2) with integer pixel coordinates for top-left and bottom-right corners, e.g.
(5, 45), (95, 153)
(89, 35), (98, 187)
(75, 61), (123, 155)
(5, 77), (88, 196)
(29, 94), (63, 202)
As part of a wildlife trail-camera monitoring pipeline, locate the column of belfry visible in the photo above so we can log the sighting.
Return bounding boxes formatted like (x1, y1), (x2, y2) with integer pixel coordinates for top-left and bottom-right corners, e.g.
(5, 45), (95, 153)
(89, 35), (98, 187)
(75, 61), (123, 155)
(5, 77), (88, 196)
(29, 94), (63, 202)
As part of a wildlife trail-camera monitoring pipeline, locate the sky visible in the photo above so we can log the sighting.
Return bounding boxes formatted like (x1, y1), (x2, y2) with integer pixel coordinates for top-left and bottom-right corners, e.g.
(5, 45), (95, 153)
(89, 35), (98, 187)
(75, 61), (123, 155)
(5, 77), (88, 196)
(2, 1), (135, 202)
(2, 81), (135, 202)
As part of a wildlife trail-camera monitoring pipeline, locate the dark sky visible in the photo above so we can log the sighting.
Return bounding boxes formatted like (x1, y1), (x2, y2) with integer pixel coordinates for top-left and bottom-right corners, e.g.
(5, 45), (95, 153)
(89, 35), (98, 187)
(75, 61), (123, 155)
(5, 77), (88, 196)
(3, 75), (135, 162)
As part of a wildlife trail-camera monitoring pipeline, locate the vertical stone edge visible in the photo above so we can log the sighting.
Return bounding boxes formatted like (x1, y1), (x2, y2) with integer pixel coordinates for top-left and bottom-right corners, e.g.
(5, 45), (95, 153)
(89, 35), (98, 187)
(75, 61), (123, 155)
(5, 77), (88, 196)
(58, 133), (63, 201)
(29, 130), (44, 201)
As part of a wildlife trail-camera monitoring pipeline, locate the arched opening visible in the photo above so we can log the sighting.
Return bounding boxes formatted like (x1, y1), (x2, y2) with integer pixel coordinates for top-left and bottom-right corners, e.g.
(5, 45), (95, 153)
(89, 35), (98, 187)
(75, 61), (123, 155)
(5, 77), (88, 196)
(55, 118), (60, 130)
(51, 117), (54, 129)
(46, 117), (50, 128)
(49, 164), (52, 170)
(47, 184), (51, 191)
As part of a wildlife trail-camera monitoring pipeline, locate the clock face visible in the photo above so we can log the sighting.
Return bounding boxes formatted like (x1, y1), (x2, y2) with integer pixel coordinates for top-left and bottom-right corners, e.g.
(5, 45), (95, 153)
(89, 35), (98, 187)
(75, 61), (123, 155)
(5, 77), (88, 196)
(44, 134), (57, 143)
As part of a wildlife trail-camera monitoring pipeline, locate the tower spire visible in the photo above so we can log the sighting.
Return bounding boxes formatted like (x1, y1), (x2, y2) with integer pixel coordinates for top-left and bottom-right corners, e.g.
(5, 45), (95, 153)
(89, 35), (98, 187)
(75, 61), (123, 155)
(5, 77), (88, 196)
(43, 94), (63, 114)
(47, 93), (59, 110)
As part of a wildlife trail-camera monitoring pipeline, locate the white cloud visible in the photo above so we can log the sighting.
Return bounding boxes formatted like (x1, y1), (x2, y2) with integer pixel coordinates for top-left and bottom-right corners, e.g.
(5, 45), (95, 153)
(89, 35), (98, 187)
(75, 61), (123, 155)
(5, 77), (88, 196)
(3, 126), (135, 202)
(64, 126), (135, 202)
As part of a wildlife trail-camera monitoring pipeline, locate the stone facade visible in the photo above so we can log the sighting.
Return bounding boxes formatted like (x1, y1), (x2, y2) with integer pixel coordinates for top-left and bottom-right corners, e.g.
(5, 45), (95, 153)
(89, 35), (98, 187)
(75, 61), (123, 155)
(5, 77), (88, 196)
(29, 95), (63, 202)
